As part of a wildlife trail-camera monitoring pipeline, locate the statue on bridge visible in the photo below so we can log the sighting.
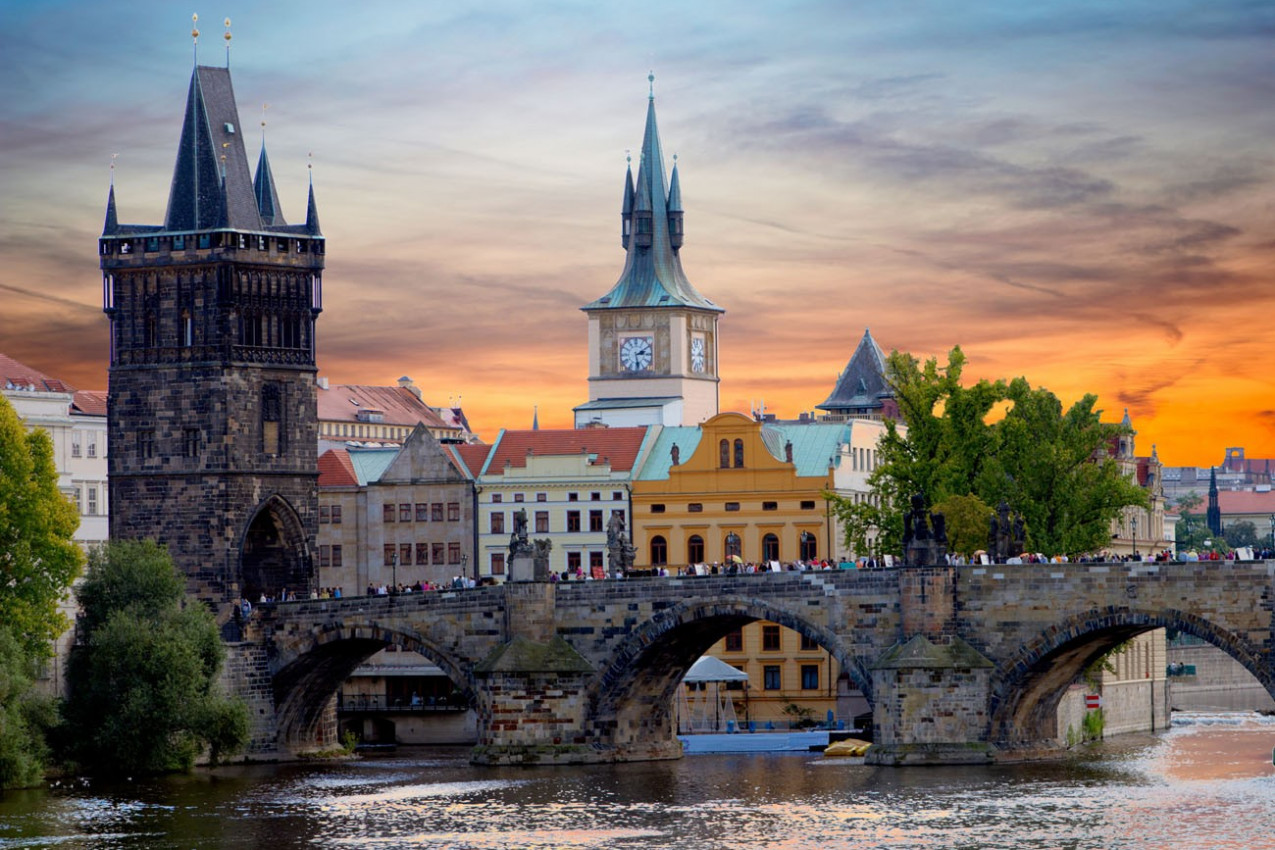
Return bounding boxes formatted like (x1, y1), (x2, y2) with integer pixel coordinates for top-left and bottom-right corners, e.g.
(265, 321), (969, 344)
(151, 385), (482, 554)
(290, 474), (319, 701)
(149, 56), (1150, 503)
(606, 512), (637, 577)
(507, 508), (537, 581)
(532, 538), (552, 581)
(902, 492), (947, 567)
(988, 500), (1027, 562)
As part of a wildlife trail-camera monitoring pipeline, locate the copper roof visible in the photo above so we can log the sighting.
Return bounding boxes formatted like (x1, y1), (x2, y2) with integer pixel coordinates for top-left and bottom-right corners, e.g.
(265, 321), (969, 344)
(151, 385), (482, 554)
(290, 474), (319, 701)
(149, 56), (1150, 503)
(0, 353), (75, 393)
(483, 427), (649, 475)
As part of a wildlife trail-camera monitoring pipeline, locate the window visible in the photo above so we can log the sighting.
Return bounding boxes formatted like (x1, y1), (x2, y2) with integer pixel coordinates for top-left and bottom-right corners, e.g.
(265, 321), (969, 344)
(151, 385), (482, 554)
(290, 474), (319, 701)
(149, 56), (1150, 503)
(400, 503), (412, 522)
(651, 504), (666, 514)
(725, 532), (742, 561)
(448, 543), (461, 564)
(800, 634), (819, 651)
(650, 535), (668, 565)
(262, 384), (282, 456)
(719, 439), (730, 468)
(762, 501), (778, 511)
(432, 503), (443, 521)
(763, 665), (781, 690)
(536, 493), (547, 502)
(319, 546), (331, 568)
(331, 545), (343, 567)
(589, 551), (604, 570)
(725, 502), (740, 512)
(588, 492), (600, 502)
(87, 442), (96, 458)
(416, 503), (429, 522)
(492, 493), (503, 503)
(138, 430), (155, 459)
(688, 535), (704, 563)
(514, 493), (524, 503)
(181, 428), (200, 458)
(416, 544), (429, 566)
(72, 487), (81, 514)
(432, 542), (445, 564)
(612, 491), (623, 501)
(724, 630), (743, 652)
(734, 439), (745, 468)
(331, 506), (342, 525)
(320, 506), (330, 524)
(688, 503), (703, 513)
(800, 531), (817, 561)
(535, 511), (549, 533)
(589, 510), (603, 532)
(800, 500), (816, 510)
(383, 504), (395, 523)
(491, 553), (505, 575)
(72, 440), (81, 458)
(490, 512), (505, 534)
(568, 492), (579, 502)
(762, 625), (781, 652)
(447, 502), (460, 522)
(86, 487), (98, 516)
(567, 552), (581, 572)
(567, 511), (581, 532)
(762, 533), (779, 562)
(801, 665), (820, 690)
(383, 545), (396, 567)
(400, 543), (412, 567)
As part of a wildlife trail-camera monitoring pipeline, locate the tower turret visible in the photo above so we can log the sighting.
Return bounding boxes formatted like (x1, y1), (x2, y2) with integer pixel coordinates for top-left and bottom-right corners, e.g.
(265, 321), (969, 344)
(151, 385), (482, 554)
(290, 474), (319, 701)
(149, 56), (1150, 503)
(620, 157), (635, 249)
(667, 156), (683, 251)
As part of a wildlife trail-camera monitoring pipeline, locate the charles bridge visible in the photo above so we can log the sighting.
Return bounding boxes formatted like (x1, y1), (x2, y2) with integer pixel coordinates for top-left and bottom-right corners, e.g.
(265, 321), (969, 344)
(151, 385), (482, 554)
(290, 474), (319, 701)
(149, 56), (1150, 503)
(228, 560), (1275, 766)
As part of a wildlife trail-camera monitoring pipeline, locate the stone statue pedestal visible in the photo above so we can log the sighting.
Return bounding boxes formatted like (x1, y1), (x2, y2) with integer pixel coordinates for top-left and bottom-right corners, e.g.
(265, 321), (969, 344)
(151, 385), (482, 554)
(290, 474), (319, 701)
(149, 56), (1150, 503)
(507, 553), (535, 582)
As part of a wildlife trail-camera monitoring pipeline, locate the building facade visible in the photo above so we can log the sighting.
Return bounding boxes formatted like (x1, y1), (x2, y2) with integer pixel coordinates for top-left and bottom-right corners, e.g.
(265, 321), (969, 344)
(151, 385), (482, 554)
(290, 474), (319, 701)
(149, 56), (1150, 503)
(575, 78), (724, 428)
(471, 427), (654, 579)
(317, 375), (470, 449)
(100, 62), (323, 604)
(1108, 410), (1173, 557)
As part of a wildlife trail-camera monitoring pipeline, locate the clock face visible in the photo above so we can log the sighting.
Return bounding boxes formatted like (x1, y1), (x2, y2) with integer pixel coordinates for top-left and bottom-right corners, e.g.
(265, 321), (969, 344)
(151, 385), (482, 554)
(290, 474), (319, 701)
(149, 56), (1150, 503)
(690, 337), (706, 373)
(619, 336), (654, 371)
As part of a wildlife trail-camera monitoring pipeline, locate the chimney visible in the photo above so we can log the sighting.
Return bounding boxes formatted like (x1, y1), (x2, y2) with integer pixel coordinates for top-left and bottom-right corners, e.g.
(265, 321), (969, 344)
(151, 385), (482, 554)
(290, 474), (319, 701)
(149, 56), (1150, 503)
(398, 376), (422, 400)
(316, 376), (329, 390)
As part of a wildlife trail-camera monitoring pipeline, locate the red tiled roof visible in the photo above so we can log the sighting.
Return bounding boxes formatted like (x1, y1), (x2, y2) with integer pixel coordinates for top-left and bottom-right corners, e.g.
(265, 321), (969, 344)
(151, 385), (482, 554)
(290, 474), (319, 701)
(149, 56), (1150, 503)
(484, 427), (648, 475)
(0, 353), (75, 393)
(71, 390), (108, 417)
(318, 384), (454, 432)
(450, 443), (492, 477)
(1216, 490), (1275, 515)
(318, 448), (358, 488)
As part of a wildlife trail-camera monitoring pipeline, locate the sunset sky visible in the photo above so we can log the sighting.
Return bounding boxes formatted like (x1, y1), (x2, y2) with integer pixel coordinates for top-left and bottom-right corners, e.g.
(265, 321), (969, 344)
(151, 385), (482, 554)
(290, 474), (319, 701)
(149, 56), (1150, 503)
(2, 1), (1273, 466)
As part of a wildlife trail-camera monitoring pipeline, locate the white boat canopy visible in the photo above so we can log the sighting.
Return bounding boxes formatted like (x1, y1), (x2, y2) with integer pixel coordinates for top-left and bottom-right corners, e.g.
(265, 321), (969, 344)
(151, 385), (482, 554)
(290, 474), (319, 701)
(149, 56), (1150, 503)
(682, 655), (750, 684)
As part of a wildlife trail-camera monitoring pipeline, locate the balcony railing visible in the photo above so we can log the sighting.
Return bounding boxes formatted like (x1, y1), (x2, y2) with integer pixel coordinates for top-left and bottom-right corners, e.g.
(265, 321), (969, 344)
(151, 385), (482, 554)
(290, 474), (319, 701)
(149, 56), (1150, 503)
(336, 695), (468, 714)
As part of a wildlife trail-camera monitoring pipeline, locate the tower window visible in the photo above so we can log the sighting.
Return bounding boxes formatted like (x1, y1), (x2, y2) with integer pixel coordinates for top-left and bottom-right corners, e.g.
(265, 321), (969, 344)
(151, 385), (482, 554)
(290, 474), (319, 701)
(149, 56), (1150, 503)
(183, 428), (200, 458)
(262, 384), (283, 456)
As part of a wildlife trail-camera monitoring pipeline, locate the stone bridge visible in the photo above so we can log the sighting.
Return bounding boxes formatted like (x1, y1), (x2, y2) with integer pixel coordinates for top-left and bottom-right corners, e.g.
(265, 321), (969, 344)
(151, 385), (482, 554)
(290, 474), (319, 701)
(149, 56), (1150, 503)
(226, 560), (1275, 765)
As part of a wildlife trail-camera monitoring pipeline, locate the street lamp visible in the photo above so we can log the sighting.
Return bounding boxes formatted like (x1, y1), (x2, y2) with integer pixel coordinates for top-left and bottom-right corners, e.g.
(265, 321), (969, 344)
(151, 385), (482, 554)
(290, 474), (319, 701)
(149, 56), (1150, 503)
(1131, 516), (1138, 560)
(1268, 514), (1274, 554)
(391, 550), (398, 593)
(461, 553), (470, 583)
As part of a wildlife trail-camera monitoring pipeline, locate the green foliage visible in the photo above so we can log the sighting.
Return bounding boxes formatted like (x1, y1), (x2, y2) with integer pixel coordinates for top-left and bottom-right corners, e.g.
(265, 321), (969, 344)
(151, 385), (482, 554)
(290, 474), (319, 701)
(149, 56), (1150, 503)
(63, 541), (249, 776)
(1223, 521), (1258, 549)
(781, 702), (816, 729)
(1082, 708), (1104, 741)
(0, 395), (84, 660)
(828, 347), (1148, 559)
(0, 626), (54, 788)
(1172, 493), (1210, 551)
(930, 494), (995, 557)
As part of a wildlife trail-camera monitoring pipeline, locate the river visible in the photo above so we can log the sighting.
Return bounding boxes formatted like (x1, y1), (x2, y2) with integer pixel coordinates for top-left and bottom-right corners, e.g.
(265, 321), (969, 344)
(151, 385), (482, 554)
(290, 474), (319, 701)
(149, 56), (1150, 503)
(1, 713), (1272, 849)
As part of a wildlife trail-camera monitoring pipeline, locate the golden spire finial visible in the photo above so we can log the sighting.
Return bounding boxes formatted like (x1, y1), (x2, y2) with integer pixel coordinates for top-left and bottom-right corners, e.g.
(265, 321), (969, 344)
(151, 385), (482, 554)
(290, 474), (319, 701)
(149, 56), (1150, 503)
(260, 103), (269, 143)
(224, 17), (232, 67)
(110, 152), (118, 185)
(191, 13), (200, 64)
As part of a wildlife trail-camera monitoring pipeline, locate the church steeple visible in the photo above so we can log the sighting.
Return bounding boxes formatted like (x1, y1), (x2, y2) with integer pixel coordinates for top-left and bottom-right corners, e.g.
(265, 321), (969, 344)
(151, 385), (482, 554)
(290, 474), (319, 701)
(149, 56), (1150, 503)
(103, 184), (119, 236)
(305, 178), (322, 236)
(582, 75), (721, 313)
(254, 141), (286, 226)
(1206, 466), (1222, 536)
(620, 156), (635, 249)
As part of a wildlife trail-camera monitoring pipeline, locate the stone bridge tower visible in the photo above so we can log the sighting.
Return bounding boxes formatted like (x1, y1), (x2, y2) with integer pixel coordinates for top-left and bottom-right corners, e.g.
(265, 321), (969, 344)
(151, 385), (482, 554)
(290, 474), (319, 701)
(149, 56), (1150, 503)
(100, 61), (323, 604)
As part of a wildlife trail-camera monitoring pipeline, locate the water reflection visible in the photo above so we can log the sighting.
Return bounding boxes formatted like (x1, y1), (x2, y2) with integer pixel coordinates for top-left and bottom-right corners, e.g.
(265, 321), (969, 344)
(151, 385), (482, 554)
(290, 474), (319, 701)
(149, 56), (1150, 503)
(1, 714), (1272, 849)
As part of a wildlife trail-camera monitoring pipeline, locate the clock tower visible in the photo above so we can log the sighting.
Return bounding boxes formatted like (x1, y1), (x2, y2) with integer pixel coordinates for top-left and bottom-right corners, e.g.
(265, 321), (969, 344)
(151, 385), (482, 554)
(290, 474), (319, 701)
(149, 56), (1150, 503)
(575, 76), (725, 428)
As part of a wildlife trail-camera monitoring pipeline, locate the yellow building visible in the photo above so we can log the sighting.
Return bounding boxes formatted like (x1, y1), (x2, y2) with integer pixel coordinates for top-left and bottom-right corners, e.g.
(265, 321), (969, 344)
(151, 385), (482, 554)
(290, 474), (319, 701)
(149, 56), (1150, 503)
(631, 412), (848, 568)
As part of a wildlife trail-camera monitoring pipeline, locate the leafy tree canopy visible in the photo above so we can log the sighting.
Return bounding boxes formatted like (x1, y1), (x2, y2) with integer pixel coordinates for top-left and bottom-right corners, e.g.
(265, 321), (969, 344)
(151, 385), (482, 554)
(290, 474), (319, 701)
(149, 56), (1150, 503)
(830, 347), (1148, 558)
(64, 541), (248, 776)
(1223, 520), (1258, 549)
(0, 395), (83, 659)
(0, 626), (55, 789)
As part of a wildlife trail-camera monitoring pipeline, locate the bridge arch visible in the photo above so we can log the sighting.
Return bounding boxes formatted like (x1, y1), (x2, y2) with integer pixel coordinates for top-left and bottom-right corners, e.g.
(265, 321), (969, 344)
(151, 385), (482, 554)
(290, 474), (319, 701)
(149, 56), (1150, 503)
(585, 596), (872, 752)
(989, 608), (1273, 748)
(271, 622), (475, 749)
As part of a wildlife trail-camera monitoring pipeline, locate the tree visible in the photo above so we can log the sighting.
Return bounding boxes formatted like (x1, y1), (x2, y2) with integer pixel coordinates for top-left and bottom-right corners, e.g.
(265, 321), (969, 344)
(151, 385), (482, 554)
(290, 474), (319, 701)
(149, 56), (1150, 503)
(0, 395), (83, 659)
(63, 541), (248, 775)
(829, 347), (1148, 559)
(930, 494), (995, 558)
(1223, 521), (1258, 549)
(1172, 493), (1209, 551)
(0, 626), (55, 789)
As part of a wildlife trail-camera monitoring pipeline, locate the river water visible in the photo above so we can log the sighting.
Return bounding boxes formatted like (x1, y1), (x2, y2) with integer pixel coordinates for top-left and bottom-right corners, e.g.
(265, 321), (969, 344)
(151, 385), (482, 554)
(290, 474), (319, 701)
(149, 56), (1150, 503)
(2, 713), (1273, 850)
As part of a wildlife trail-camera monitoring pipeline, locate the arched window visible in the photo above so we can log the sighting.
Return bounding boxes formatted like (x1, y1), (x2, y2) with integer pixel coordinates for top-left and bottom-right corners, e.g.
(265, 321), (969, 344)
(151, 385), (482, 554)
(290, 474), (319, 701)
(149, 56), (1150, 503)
(725, 532), (742, 560)
(734, 439), (744, 468)
(181, 309), (193, 347)
(799, 531), (817, 562)
(650, 535), (668, 566)
(719, 439), (730, 468)
(762, 533), (779, 562)
(688, 534), (704, 564)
